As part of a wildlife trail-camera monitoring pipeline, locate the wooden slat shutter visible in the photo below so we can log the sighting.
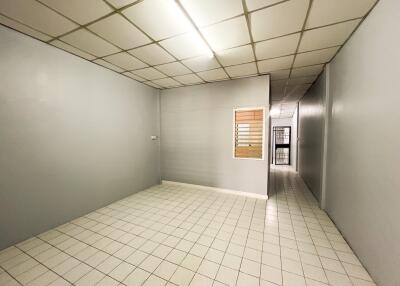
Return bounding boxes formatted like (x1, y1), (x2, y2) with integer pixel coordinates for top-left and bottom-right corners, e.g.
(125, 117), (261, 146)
(234, 109), (264, 159)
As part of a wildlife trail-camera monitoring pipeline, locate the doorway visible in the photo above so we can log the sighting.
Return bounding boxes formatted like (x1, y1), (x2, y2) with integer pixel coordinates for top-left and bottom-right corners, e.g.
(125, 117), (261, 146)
(272, 126), (291, 165)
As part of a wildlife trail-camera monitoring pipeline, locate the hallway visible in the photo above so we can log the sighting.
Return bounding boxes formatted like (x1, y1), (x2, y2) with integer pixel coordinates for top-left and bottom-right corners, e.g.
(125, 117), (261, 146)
(0, 168), (373, 286)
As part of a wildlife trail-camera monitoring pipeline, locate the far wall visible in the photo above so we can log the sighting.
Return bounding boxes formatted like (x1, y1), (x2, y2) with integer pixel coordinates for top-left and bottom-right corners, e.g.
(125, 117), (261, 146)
(271, 114), (298, 170)
(160, 76), (270, 196)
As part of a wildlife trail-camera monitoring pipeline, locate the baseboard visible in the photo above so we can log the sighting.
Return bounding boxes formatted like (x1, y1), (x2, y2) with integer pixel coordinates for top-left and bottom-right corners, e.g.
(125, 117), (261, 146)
(161, 180), (268, 200)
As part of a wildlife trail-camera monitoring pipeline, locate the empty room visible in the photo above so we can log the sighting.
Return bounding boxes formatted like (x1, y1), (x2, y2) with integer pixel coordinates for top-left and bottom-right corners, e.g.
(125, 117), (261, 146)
(0, 0), (399, 285)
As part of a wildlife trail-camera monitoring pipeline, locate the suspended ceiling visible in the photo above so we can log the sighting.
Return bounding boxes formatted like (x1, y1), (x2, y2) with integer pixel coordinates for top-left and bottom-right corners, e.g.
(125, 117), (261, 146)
(0, 0), (377, 118)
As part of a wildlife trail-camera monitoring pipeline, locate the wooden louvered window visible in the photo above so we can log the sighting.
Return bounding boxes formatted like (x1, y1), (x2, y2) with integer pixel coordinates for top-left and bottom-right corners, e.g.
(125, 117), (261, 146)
(234, 108), (264, 159)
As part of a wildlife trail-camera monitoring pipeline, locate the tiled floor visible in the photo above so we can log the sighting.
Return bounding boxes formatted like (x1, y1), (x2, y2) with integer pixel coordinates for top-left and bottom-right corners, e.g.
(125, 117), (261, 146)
(0, 167), (376, 286)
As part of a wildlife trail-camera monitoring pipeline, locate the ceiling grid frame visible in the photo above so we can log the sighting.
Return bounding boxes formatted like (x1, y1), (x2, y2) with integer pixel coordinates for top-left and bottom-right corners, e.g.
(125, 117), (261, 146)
(0, 0), (379, 102)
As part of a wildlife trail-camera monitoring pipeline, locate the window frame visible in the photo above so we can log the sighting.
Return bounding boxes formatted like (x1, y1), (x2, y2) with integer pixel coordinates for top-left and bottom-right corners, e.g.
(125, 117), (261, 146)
(232, 106), (266, 161)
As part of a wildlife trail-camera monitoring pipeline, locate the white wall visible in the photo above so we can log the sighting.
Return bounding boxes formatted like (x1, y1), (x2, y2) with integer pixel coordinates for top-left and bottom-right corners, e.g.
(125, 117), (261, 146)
(0, 26), (161, 250)
(160, 76), (269, 196)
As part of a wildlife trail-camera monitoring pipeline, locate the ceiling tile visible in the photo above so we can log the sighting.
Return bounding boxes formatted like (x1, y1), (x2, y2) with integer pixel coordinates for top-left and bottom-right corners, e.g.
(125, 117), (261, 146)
(39, 0), (112, 25)
(250, 0), (309, 41)
(0, 15), (52, 41)
(181, 0), (243, 26)
(181, 55), (220, 72)
(270, 69), (291, 80)
(201, 16), (250, 51)
(51, 40), (96, 60)
(245, 0), (284, 12)
(291, 64), (324, 77)
(107, 0), (139, 9)
(88, 14), (151, 50)
(103, 52), (148, 70)
(129, 44), (175, 65)
(61, 29), (120, 57)
(131, 67), (166, 80)
(197, 68), (229, 82)
(174, 74), (204, 85)
(287, 75), (317, 85)
(271, 79), (288, 87)
(257, 55), (294, 73)
(0, 0), (78, 37)
(160, 31), (211, 60)
(299, 19), (360, 52)
(285, 84), (311, 99)
(293, 46), (339, 67)
(155, 62), (191, 76)
(152, 78), (181, 88)
(216, 45), (254, 66)
(144, 81), (161, 88)
(122, 0), (193, 40)
(225, 62), (258, 78)
(123, 72), (146, 82)
(306, 0), (376, 28)
(93, 59), (125, 73)
(255, 33), (300, 60)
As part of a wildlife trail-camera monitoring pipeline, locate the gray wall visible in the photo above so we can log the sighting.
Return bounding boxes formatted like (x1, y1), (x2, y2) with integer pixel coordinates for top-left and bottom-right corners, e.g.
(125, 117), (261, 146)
(298, 71), (326, 202)
(0, 26), (161, 250)
(325, 0), (400, 285)
(160, 76), (269, 196)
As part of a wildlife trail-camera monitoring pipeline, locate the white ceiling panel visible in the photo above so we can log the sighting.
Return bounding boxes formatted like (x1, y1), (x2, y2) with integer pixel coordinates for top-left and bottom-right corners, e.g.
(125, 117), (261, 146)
(93, 59), (124, 73)
(174, 74), (204, 85)
(51, 40), (96, 60)
(299, 19), (360, 52)
(270, 69), (291, 80)
(122, 0), (193, 40)
(0, 15), (52, 41)
(226, 62), (258, 78)
(246, 0), (284, 12)
(1, 0), (375, 91)
(129, 44), (175, 65)
(131, 67), (166, 80)
(61, 29), (121, 57)
(198, 68), (229, 82)
(88, 14), (151, 50)
(291, 64), (324, 77)
(107, 0), (139, 9)
(143, 81), (161, 88)
(0, 0), (78, 36)
(257, 55), (294, 73)
(160, 31), (211, 60)
(181, 0), (243, 27)
(293, 46), (339, 67)
(39, 0), (112, 25)
(255, 33), (300, 60)
(182, 55), (220, 72)
(152, 78), (181, 88)
(155, 62), (191, 76)
(123, 72), (146, 82)
(201, 16), (250, 51)
(306, 0), (376, 28)
(216, 45), (255, 66)
(287, 75), (317, 85)
(103, 52), (148, 70)
(251, 0), (309, 41)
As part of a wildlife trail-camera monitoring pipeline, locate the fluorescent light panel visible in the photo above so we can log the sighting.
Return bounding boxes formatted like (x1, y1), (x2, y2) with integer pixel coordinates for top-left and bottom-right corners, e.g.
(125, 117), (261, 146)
(172, 0), (214, 58)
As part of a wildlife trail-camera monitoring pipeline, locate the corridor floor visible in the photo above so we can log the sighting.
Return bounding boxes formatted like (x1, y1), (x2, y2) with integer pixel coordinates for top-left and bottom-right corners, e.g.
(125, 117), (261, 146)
(0, 168), (375, 286)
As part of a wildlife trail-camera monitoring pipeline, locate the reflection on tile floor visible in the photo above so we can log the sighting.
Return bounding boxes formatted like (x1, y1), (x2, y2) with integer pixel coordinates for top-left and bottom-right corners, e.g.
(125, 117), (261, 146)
(0, 167), (376, 286)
